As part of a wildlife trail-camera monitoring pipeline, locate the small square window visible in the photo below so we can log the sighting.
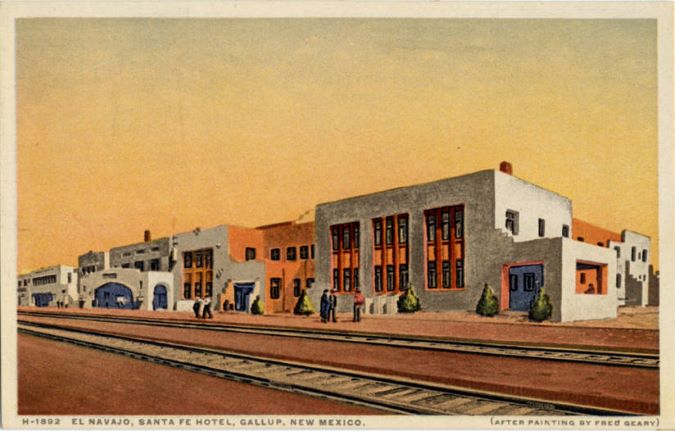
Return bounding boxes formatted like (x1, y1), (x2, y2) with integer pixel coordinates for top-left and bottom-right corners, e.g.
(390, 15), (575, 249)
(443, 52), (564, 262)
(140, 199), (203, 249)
(270, 248), (280, 261)
(300, 246), (309, 260)
(245, 247), (256, 261)
(287, 247), (297, 261)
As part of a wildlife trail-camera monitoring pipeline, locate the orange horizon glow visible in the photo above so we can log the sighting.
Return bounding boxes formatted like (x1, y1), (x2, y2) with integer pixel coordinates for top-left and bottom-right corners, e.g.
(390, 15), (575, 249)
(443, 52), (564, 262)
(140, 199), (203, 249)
(17, 18), (658, 273)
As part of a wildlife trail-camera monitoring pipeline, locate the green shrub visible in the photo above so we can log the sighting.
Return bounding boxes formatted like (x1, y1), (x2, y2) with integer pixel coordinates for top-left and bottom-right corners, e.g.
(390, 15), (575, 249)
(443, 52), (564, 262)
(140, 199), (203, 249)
(529, 288), (553, 322)
(293, 290), (315, 316)
(475, 283), (499, 317)
(250, 296), (265, 315)
(397, 285), (421, 313)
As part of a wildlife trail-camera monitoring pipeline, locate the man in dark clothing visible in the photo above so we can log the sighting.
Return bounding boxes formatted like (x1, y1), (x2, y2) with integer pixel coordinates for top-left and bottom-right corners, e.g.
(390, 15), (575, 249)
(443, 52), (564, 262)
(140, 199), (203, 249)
(320, 290), (330, 323)
(329, 289), (338, 323)
(353, 288), (365, 322)
(202, 297), (213, 319)
(193, 297), (202, 318)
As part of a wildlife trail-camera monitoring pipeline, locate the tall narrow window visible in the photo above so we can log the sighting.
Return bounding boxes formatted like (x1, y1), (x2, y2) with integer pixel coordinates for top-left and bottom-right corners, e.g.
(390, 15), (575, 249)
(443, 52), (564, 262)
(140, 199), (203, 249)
(204, 250), (213, 268)
(427, 262), (437, 289)
(562, 224), (570, 238)
(310, 244), (315, 259)
(332, 227), (339, 251)
(354, 268), (359, 289)
(195, 251), (203, 268)
(270, 278), (281, 299)
(343, 268), (352, 292)
(442, 261), (451, 288)
(343, 226), (351, 250)
(455, 210), (463, 239)
(333, 269), (340, 291)
(386, 265), (395, 291)
(354, 225), (360, 249)
(614, 246), (621, 258)
(399, 265), (408, 290)
(184, 252), (192, 268)
(642, 250), (648, 262)
(374, 266), (382, 292)
(385, 217), (394, 245)
(505, 210), (519, 235)
(183, 274), (192, 299)
(442, 211), (450, 240)
(299, 246), (309, 260)
(293, 279), (301, 297)
(205, 272), (213, 297)
(538, 219), (545, 237)
(427, 214), (436, 242)
(616, 273), (622, 288)
(456, 260), (464, 288)
(373, 219), (382, 247)
(631, 247), (636, 262)
(398, 216), (408, 244)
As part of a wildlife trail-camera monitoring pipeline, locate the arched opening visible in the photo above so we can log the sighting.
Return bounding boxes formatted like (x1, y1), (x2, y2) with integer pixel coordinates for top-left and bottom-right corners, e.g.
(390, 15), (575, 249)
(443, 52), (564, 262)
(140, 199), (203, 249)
(152, 284), (168, 310)
(94, 283), (134, 309)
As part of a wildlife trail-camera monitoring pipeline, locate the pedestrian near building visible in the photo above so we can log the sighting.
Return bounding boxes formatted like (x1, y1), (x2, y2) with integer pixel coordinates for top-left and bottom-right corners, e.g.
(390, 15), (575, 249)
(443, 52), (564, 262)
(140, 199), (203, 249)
(353, 288), (365, 322)
(320, 289), (330, 323)
(329, 289), (338, 323)
(202, 297), (213, 319)
(193, 297), (203, 318)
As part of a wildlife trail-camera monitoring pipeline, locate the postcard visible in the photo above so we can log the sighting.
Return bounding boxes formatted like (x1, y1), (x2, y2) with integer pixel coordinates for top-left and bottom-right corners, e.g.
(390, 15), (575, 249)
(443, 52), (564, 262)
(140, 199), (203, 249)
(1, 1), (673, 430)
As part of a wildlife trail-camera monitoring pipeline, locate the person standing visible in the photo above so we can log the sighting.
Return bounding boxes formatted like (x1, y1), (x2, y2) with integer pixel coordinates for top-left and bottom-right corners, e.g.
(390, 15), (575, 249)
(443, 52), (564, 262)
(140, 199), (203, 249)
(320, 289), (330, 323)
(329, 289), (338, 323)
(202, 297), (213, 319)
(193, 297), (202, 319)
(353, 288), (365, 322)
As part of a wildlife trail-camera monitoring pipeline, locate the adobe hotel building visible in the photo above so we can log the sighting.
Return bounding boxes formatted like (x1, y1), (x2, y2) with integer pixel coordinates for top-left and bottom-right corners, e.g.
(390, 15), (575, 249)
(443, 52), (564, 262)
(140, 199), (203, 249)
(18, 163), (652, 322)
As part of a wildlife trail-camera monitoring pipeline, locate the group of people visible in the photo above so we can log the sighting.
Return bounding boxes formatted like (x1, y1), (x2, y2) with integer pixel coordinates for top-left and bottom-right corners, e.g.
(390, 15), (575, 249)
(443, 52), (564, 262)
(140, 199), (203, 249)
(193, 297), (213, 319)
(320, 288), (365, 323)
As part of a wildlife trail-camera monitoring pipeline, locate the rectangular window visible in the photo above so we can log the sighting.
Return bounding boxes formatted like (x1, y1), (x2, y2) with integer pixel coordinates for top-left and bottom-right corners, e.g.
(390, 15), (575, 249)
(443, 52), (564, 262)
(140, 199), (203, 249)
(332, 269), (340, 291)
(343, 268), (352, 292)
(427, 262), (437, 289)
(509, 274), (518, 291)
(270, 278), (281, 299)
(455, 210), (464, 239)
(505, 210), (519, 235)
(343, 226), (351, 250)
(577, 237), (585, 242)
(310, 244), (315, 259)
(195, 251), (203, 268)
(271, 248), (280, 261)
(538, 219), (545, 237)
(616, 273), (622, 288)
(386, 265), (395, 291)
(442, 261), (450, 288)
(580, 273), (586, 284)
(643, 250), (648, 262)
(204, 250), (213, 268)
(385, 217), (394, 245)
(306, 278), (315, 288)
(293, 278), (301, 297)
(184, 252), (192, 268)
(245, 247), (256, 261)
(523, 273), (535, 291)
(456, 260), (464, 288)
(194, 282), (203, 298)
(134, 261), (145, 271)
(398, 216), (408, 244)
(121, 263), (130, 268)
(287, 247), (297, 261)
(67, 273), (72, 283)
(354, 225), (360, 249)
(562, 225), (570, 238)
(631, 247), (636, 262)
(150, 259), (160, 271)
(300, 245), (309, 259)
(399, 265), (408, 290)
(332, 227), (339, 251)
(442, 211), (450, 240)
(373, 219), (382, 247)
(205, 282), (213, 297)
(374, 266), (382, 292)
(427, 214), (436, 242)
(614, 246), (621, 258)
(183, 283), (192, 299)
(354, 268), (359, 289)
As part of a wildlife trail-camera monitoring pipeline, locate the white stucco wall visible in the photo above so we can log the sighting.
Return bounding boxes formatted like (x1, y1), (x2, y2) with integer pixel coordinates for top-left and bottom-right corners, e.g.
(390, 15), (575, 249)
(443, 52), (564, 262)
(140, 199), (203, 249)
(18, 265), (78, 306)
(609, 231), (650, 306)
(494, 171), (572, 242)
(560, 239), (618, 322)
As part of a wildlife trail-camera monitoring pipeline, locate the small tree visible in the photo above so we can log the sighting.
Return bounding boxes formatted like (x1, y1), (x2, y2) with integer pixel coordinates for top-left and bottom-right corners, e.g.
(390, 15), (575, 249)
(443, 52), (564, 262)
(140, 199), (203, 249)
(293, 290), (315, 316)
(397, 285), (421, 313)
(250, 295), (265, 315)
(476, 283), (499, 317)
(529, 288), (553, 322)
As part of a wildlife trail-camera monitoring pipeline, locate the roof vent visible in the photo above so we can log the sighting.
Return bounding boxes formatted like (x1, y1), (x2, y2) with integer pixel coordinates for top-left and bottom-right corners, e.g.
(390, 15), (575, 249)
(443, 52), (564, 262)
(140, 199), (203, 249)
(499, 161), (513, 175)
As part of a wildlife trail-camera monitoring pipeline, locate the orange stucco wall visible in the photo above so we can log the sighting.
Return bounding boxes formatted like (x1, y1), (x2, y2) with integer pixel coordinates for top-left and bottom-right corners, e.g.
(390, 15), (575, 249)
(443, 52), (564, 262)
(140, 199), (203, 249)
(228, 225), (265, 262)
(572, 218), (621, 247)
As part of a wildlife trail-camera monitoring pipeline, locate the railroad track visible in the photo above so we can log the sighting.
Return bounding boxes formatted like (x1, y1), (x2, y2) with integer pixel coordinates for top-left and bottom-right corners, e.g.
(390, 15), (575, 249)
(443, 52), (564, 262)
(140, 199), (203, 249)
(18, 311), (659, 369)
(18, 321), (635, 416)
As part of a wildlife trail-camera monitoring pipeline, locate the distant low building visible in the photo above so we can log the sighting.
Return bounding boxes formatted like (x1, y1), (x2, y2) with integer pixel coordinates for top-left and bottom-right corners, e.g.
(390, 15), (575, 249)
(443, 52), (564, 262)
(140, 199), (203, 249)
(17, 265), (78, 307)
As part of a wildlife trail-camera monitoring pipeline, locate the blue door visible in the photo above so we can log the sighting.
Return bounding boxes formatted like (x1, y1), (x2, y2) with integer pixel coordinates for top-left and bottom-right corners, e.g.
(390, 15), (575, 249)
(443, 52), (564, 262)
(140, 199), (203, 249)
(95, 283), (134, 309)
(32, 293), (53, 307)
(509, 264), (544, 311)
(234, 283), (255, 312)
(152, 285), (168, 310)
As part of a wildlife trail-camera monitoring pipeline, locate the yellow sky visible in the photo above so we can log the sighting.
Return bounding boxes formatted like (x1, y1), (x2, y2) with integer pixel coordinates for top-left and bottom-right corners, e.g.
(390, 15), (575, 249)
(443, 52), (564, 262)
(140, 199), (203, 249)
(17, 19), (658, 272)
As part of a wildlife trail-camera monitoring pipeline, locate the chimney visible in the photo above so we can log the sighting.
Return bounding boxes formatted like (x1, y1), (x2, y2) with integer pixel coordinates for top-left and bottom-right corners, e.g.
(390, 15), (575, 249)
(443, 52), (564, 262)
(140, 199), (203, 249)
(499, 161), (513, 175)
(144, 230), (151, 242)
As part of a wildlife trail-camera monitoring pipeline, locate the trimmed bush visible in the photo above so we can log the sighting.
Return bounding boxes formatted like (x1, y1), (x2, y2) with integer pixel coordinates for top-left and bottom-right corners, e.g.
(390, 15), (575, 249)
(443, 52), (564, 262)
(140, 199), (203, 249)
(293, 290), (315, 316)
(529, 288), (553, 322)
(250, 296), (265, 315)
(397, 285), (421, 313)
(475, 283), (499, 317)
